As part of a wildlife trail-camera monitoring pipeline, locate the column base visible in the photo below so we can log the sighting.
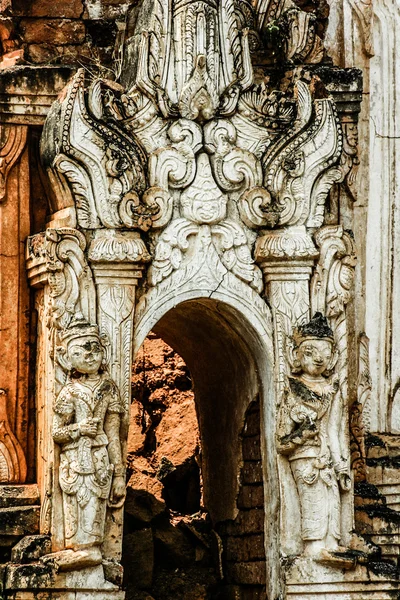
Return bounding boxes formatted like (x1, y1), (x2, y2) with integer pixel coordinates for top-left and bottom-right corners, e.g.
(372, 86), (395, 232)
(286, 558), (400, 598)
(5, 563), (125, 599)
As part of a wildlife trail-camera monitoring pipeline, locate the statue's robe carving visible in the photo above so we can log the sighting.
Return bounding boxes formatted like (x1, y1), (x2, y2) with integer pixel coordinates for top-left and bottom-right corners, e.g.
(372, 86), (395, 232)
(53, 374), (124, 549)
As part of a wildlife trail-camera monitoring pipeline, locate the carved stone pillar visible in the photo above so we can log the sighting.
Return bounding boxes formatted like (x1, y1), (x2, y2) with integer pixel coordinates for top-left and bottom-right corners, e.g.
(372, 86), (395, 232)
(256, 227), (318, 557)
(88, 229), (150, 562)
(256, 226), (318, 396)
(0, 124), (29, 482)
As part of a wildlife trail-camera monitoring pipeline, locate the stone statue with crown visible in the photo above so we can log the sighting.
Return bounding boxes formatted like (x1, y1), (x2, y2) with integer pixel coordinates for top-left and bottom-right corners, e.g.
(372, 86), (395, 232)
(277, 313), (351, 562)
(47, 319), (126, 571)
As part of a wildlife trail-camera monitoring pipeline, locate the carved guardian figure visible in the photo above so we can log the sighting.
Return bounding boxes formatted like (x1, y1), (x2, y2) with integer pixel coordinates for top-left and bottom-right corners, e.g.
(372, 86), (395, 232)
(278, 313), (351, 560)
(50, 319), (125, 570)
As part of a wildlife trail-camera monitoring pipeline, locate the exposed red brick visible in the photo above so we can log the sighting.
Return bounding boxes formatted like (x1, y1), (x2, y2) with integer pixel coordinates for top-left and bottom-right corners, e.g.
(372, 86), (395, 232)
(19, 19), (85, 45)
(0, 0), (11, 11)
(242, 461), (263, 485)
(225, 534), (265, 562)
(0, 48), (23, 67)
(237, 485), (264, 510)
(226, 561), (266, 586)
(12, 0), (83, 18)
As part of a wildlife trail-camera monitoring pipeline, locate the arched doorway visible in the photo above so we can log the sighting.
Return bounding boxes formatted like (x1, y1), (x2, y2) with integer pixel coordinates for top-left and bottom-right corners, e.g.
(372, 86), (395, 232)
(125, 297), (279, 599)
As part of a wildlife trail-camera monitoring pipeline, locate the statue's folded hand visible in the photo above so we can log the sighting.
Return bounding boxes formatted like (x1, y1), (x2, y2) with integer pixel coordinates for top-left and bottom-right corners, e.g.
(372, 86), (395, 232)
(79, 418), (99, 438)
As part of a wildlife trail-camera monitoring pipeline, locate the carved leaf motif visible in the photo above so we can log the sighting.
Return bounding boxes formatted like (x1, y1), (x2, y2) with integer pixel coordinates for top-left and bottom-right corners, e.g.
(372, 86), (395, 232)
(55, 156), (99, 229)
(179, 56), (220, 122)
(307, 167), (342, 229)
(100, 287), (135, 327)
(264, 92), (342, 228)
(88, 230), (150, 263)
(43, 70), (152, 231)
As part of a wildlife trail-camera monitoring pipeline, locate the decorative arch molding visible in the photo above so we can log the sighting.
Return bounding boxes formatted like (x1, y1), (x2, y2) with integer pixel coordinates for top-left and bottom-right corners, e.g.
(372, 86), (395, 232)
(21, 0), (378, 598)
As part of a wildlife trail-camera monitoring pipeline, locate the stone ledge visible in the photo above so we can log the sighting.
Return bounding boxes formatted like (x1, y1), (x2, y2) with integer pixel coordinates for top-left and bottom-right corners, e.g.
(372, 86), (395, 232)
(0, 505), (40, 536)
(286, 560), (400, 598)
(6, 593), (125, 599)
(287, 585), (400, 599)
(5, 564), (124, 598)
(0, 485), (39, 509)
(0, 66), (75, 124)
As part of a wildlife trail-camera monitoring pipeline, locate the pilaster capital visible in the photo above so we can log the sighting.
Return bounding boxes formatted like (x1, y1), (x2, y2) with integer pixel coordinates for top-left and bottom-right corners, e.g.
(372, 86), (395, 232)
(255, 226), (319, 282)
(88, 229), (151, 286)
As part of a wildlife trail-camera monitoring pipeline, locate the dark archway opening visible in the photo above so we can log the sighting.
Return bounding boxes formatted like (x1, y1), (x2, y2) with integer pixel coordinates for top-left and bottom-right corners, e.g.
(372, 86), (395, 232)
(123, 299), (268, 600)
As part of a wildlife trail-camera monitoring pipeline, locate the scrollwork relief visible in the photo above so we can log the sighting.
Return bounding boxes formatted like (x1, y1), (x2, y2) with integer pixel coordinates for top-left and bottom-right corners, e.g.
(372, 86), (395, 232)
(27, 228), (96, 332)
(147, 152), (263, 293)
(42, 71), (161, 231)
(263, 81), (343, 230)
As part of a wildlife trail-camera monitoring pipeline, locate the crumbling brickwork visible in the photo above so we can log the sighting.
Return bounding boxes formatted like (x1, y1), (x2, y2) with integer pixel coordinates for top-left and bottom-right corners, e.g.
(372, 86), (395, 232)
(0, 0), (136, 68)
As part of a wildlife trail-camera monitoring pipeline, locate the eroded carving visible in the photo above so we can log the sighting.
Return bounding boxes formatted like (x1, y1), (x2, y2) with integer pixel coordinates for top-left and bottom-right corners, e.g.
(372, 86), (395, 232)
(0, 125), (27, 202)
(346, 0), (373, 57)
(34, 0), (354, 597)
(0, 390), (27, 483)
(148, 152), (263, 293)
(350, 333), (371, 482)
(255, 0), (329, 64)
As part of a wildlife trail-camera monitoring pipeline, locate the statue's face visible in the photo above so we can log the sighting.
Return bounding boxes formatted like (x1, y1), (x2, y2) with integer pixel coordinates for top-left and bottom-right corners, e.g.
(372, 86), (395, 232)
(67, 335), (104, 375)
(297, 338), (333, 377)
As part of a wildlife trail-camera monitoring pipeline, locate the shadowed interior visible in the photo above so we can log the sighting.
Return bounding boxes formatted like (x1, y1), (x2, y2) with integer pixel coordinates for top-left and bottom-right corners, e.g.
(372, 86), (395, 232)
(152, 298), (262, 524)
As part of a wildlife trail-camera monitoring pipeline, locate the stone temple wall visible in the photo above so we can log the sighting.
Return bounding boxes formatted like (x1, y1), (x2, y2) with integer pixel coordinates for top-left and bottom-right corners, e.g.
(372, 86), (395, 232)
(0, 0), (400, 599)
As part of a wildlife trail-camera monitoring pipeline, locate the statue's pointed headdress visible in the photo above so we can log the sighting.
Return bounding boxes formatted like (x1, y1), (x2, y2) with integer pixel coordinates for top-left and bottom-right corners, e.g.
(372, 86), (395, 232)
(58, 316), (100, 348)
(292, 312), (334, 347)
